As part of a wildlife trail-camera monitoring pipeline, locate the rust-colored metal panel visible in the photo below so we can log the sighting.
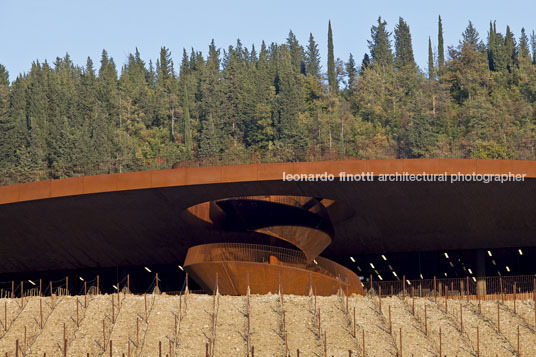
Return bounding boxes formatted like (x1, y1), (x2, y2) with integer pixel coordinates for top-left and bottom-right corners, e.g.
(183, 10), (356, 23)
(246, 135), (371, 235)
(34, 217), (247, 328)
(510, 160), (536, 177)
(331, 160), (367, 174)
(82, 173), (118, 195)
(294, 160), (345, 175)
(186, 261), (362, 296)
(150, 168), (186, 188)
(221, 164), (259, 183)
(255, 226), (331, 262)
(0, 184), (20, 204)
(115, 171), (153, 191)
(257, 162), (295, 181)
(0, 159), (535, 277)
(1, 159), (535, 205)
(365, 159), (406, 175)
(184, 243), (363, 296)
(18, 180), (51, 202)
(184, 166), (223, 186)
(50, 177), (84, 198)
(437, 159), (478, 175)
(403, 159), (441, 175)
(475, 159), (522, 175)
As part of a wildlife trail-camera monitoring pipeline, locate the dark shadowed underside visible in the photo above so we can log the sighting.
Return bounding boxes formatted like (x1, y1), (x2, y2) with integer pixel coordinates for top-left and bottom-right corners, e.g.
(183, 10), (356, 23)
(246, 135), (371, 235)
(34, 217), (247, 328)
(0, 159), (535, 274)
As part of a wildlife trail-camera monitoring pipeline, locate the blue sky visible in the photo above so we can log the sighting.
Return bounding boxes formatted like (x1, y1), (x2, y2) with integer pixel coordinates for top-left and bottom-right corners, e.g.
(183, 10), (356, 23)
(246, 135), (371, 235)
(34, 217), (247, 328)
(2, 0), (535, 79)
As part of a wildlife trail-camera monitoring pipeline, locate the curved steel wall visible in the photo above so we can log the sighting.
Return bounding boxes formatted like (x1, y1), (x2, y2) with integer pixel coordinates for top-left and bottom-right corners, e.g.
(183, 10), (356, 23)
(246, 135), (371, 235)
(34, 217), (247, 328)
(184, 243), (363, 296)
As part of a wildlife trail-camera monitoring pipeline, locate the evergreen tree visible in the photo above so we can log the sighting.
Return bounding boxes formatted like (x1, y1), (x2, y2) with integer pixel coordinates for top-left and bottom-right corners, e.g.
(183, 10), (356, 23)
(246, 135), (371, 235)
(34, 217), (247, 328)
(406, 101), (436, 157)
(1, 17), (536, 181)
(199, 113), (224, 157)
(504, 25), (516, 71)
(157, 46), (173, 83)
(200, 40), (224, 156)
(532, 31), (536, 65)
(245, 40), (275, 150)
(222, 44), (247, 141)
(428, 37), (435, 79)
(394, 17), (416, 70)
(155, 46), (178, 137)
(0, 64), (8, 85)
(327, 21), (337, 93)
(368, 17), (393, 68)
(305, 33), (321, 78)
(276, 45), (307, 154)
(437, 16), (445, 73)
(519, 28), (531, 63)
(360, 53), (371, 73)
(346, 54), (358, 94)
(287, 30), (304, 74)
(183, 84), (192, 155)
(0, 65), (14, 171)
(488, 22), (497, 71)
(462, 21), (480, 47)
(97, 50), (119, 127)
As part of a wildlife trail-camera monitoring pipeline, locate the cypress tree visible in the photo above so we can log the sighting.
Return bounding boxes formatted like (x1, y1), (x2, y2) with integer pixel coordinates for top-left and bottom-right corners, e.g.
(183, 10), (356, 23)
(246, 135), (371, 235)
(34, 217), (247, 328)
(368, 17), (393, 68)
(504, 25), (516, 71)
(428, 37), (435, 79)
(394, 17), (416, 70)
(488, 22), (497, 71)
(437, 16), (445, 73)
(305, 33), (321, 79)
(327, 20), (337, 93)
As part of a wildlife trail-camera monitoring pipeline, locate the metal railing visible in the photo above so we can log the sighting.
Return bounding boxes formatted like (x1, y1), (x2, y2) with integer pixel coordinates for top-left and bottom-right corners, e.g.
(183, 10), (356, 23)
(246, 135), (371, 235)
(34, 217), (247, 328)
(184, 242), (359, 285)
(369, 274), (536, 300)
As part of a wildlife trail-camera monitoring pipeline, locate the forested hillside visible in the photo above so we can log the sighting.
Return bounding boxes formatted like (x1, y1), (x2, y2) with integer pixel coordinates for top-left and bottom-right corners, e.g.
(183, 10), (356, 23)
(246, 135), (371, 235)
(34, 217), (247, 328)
(1, 17), (535, 184)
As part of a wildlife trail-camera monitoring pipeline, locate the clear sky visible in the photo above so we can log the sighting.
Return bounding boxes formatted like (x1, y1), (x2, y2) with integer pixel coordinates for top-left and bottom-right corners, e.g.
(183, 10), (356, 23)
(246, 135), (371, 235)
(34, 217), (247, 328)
(2, 0), (535, 80)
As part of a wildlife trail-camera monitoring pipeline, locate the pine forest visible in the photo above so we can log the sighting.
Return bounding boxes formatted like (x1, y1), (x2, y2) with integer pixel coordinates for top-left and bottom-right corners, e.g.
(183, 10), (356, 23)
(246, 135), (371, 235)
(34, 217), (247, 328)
(1, 17), (536, 184)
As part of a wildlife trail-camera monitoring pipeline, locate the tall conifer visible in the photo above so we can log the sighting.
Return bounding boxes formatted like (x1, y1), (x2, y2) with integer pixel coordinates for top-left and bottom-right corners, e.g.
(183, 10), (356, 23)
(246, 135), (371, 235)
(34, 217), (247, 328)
(327, 21), (337, 93)
(438, 16), (445, 73)
(394, 17), (416, 70)
(368, 17), (393, 68)
(428, 37), (435, 79)
(305, 33), (321, 78)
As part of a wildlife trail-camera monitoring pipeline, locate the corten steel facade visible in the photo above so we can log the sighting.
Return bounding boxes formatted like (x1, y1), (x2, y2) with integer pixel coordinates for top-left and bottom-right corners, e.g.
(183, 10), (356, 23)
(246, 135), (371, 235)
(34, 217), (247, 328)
(0, 159), (535, 295)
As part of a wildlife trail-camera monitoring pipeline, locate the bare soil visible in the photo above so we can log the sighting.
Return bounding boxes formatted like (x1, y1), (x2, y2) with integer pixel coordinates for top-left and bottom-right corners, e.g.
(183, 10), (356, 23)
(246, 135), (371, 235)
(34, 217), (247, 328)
(0, 293), (534, 356)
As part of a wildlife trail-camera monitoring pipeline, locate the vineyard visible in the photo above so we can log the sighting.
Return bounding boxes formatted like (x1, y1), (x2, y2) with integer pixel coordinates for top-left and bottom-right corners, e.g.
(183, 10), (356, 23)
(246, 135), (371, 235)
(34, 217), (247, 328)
(0, 289), (535, 356)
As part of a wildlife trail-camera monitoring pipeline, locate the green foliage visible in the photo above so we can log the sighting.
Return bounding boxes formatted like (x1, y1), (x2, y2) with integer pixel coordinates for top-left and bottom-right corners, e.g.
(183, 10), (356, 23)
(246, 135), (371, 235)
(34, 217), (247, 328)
(438, 16), (445, 73)
(1, 17), (536, 184)
(327, 21), (337, 93)
(345, 54), (358, 95)
(305, 33), (321, 79)
(394, 17), (416, 70)
(428, 37), (435, 79)
(368, 17), (394, 68)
